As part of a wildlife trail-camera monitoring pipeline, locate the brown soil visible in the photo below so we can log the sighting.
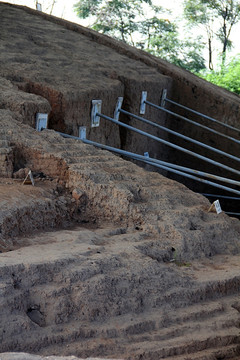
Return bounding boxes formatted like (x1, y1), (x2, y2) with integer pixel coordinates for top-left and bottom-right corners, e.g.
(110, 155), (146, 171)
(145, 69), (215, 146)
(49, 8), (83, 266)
(1, 3), (240, 360)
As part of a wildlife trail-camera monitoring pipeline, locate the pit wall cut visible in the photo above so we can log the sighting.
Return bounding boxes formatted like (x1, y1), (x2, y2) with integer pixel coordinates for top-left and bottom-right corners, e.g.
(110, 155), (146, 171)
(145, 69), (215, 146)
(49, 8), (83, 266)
(1, 2), (240, 193)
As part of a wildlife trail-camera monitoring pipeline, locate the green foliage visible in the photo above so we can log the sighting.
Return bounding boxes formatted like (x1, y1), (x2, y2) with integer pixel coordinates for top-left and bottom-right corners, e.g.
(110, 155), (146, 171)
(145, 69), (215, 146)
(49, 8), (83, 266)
(74, 0), (102, 19)
(145, 26), (206, 72)
(74, 0), (206, 72)
(183, 0), (240, 67)
(184, 0), (211, 24)
(137, 15), (205, 72)
(199, 55), (240, 94)
(74, 0), (153, 44)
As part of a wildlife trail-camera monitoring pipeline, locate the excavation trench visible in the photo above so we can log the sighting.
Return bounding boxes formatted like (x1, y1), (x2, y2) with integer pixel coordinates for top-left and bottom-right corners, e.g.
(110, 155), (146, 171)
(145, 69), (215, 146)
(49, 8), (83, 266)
(1, 4), (240, 359)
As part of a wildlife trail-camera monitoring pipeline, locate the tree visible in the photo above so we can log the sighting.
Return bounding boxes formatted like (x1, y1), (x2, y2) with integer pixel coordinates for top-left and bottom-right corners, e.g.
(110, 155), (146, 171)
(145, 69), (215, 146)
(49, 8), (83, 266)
(74, 0), (206, 72)
(199, 55), (240, 94)
(139, 17), (205, 72)
(184, 0), (240, 69)
(74, 0), (152, 45)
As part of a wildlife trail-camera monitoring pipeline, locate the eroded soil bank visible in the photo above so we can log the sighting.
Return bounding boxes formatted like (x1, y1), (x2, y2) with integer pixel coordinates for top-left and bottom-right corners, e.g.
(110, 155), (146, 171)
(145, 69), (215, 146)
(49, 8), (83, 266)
(1, 3), (240, 359)
(0, 111), (240, 359)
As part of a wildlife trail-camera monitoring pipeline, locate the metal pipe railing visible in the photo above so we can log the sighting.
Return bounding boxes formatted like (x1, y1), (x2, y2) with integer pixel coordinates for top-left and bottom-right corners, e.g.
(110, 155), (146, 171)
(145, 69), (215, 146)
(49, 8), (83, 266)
(118, 108), (240, 165)
(164, 97), (240, 134)
(142, 158), (240, 187)
(57, 131), (240, 187)
(144, 99), (240, 146)
(225, 212), (240, 216)
(58, 130), (240, 186)
(201, 193), (240, 200)
(57, 131), (240, 196)
(132, 156), (240, 195)
(95, 112), (240, 176)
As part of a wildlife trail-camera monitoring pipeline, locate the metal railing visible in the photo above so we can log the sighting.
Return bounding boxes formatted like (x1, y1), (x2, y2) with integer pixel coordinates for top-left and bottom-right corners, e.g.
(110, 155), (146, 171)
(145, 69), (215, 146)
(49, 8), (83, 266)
(57, 131), (240, 197)
(161, 89), (240, 134)
(139, 91), (240, 145)
(90, 99), (240, 177)
(56, 91), (240, 216)
(114, 97), (240, 165)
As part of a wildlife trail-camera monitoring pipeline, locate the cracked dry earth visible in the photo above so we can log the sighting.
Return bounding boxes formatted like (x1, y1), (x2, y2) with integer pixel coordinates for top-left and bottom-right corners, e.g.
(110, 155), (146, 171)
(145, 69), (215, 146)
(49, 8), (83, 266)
(1, 113), (240, 360)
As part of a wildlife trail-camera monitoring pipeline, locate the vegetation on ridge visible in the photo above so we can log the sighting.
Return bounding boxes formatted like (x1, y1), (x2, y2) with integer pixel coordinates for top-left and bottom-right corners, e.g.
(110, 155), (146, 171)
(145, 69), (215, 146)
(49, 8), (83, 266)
(74, 0), (240, 94)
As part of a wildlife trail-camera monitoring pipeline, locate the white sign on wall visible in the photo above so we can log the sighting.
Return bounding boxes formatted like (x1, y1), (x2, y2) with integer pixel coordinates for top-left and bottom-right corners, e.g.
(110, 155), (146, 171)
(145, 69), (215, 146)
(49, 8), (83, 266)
(36, 113), (48, 131)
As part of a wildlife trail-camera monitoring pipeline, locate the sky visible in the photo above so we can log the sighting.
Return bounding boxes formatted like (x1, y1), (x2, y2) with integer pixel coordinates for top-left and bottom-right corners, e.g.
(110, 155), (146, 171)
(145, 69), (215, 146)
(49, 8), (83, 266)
(2, 0), (182, 24)
(1, 0), (183, 22)
(1, 0), (240, 65)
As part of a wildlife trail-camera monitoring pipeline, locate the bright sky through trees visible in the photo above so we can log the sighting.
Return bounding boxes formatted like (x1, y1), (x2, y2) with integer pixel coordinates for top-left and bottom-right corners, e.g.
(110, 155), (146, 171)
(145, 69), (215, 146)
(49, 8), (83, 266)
(1, 0), (240, 62)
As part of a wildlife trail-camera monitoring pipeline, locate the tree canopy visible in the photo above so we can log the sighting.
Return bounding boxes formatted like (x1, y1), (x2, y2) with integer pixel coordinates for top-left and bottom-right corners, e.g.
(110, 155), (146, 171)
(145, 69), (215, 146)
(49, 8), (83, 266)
(74, 0), (151, 44)
(74, 0), (206, 72)
(183, 0), (240, 69)
(199, 55), (240, 94)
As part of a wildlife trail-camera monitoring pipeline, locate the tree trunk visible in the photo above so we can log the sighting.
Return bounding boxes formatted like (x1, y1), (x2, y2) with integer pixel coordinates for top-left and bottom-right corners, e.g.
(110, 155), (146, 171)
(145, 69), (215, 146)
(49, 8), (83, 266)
(208, 37), (213, 70)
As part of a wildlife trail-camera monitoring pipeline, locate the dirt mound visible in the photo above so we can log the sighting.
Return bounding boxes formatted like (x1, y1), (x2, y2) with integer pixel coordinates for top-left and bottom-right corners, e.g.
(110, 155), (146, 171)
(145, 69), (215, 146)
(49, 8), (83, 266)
(1, 3), (240, 360)
(1, 226), (240, 359)
(1, 112), (240, 260)
(0, 105), (240, 359)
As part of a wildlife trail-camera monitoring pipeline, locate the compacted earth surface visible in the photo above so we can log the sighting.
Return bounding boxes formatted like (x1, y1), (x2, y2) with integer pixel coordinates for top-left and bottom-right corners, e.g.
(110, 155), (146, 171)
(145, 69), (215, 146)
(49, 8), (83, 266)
(1, 110), (240, 360)
(1, 3), (240, 360)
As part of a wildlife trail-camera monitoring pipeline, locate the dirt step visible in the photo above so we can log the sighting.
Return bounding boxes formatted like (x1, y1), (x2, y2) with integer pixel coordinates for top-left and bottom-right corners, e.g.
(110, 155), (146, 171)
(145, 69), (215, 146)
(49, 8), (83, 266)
(136, 343), (240, 360)
(124, 329), (240, 359)
(95, 296), (240, 342)
(4, 282), (238, 351)
(57, 150), (111, 158)
(70, 166), (142, 185)
(51, 139), (97, 155)
(66, 157), (126, 168)
(125, 313), (239, 344)
(68, 163), (148, 184)
(51, 142), (84, 149)
(0, 197), (72, 249)
(35, 326), (240, 360)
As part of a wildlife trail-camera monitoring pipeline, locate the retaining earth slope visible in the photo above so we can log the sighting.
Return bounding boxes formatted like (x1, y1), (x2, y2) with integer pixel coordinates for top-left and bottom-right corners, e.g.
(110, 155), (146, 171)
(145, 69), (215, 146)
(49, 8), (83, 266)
(1, 2), (240, 359)
(0, 110), (240, 359)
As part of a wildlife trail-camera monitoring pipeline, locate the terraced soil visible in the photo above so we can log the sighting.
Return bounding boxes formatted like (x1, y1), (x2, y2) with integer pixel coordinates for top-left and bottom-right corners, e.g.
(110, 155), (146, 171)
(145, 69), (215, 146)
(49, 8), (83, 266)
(1, 3), (240, 359)
(0, 113), (240, 359)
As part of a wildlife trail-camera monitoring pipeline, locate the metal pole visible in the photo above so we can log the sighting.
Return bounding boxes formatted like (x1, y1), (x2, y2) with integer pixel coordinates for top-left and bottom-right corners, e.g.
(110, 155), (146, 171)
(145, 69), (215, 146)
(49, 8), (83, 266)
(96, 112), (240, 176)
(57, 131), (240, 195)
(81, 138), (240, 196)
(201, 193), (240, 200)
(165, 97), (240, 134)
(144, 99), (240, 146)
(140, 158), (240, 187)
(119, 108), (240, 165)
(57, 131), (240, 187)
(225, 212), (240, 216)
(135, 157), (240, 196)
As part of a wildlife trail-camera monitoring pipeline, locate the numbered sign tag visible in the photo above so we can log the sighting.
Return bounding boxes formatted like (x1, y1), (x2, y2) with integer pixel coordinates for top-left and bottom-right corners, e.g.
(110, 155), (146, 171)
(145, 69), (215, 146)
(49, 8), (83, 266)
(208, 199), (222, 214)
(22, 170), (35, 186)
(36, 113), (48, 131)
(213, 200), (222, 214)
